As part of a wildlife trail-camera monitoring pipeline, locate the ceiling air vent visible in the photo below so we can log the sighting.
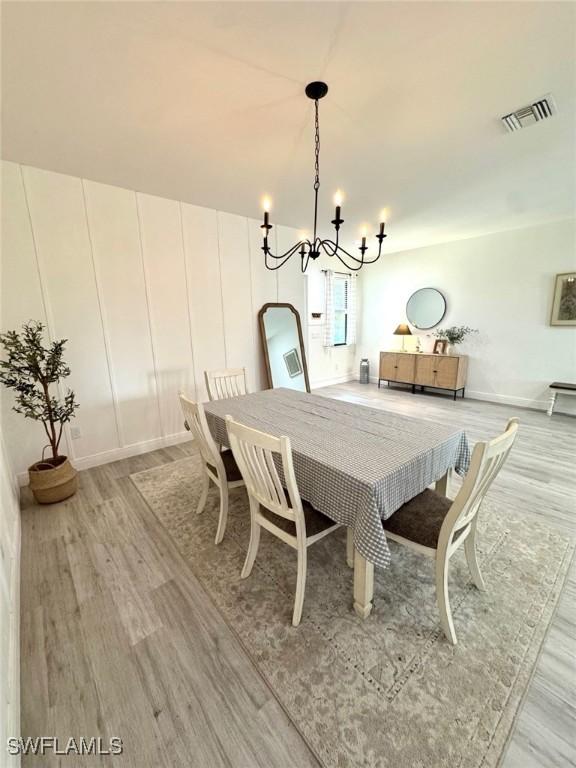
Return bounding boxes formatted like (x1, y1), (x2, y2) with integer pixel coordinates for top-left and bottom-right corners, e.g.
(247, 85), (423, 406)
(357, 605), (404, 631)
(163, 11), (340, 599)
(501, 95), (556, 132)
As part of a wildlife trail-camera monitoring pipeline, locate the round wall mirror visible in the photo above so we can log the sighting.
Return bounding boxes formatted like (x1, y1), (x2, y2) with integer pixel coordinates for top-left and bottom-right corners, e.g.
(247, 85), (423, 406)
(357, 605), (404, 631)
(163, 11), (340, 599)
(406, 288), (446, 330)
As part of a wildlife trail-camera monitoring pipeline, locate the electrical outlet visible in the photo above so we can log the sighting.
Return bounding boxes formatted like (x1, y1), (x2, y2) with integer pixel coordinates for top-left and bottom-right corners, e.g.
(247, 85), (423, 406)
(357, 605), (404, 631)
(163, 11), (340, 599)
(70, 426), (81, 440)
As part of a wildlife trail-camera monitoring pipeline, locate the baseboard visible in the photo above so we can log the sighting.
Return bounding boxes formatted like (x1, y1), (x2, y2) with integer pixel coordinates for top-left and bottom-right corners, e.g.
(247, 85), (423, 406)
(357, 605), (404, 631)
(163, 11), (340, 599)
(367, 376), (563, 413)
(16, 430), (191, 486)
(464, 389), (549, 411)
(311, 372), (356, 389)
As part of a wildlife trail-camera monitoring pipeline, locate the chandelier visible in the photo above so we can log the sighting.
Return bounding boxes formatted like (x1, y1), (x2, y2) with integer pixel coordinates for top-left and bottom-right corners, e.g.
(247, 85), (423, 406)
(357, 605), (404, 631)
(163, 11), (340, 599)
(261, 81), (387, 272)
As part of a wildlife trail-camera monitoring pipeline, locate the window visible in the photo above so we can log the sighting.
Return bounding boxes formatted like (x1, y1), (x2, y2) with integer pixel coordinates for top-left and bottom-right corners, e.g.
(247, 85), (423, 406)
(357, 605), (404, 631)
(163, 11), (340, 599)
(323, 270), (356, 348)
(332, 274), (349, 345)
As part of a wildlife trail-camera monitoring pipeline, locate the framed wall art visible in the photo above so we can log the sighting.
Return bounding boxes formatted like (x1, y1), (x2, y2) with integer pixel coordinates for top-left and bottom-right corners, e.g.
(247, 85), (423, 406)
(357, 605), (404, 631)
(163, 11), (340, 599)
(550, 272), (576, 326)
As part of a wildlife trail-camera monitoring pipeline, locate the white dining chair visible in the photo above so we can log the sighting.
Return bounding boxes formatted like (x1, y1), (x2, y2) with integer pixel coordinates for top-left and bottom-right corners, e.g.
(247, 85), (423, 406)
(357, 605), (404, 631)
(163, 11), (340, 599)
(204, 368), (248, 401)
(225, 415), (341, 627)
(382, 418), (519, 644)
(178, 393), (244, 544)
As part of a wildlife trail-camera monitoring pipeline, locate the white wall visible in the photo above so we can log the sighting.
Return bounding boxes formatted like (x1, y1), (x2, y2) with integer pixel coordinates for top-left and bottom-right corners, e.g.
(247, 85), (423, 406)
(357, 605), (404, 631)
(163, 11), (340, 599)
(358, 219), (576, 412)
(306, 257), (358, 388)
(1, 161), (304, 477)
(0, 436), (21, 766)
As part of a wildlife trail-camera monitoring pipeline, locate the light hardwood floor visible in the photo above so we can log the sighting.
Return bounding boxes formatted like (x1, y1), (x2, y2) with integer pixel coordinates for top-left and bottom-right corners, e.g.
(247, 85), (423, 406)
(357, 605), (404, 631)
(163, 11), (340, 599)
(19, 383), (576, 767)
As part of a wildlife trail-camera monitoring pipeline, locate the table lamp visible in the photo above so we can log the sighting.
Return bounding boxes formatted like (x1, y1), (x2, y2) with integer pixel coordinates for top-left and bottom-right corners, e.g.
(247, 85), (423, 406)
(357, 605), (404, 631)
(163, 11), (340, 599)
(393, 323), (412, 352)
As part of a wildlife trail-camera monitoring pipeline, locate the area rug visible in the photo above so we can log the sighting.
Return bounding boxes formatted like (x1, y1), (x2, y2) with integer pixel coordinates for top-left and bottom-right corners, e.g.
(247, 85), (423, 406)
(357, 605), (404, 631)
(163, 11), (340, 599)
(131, 452), (573, 768)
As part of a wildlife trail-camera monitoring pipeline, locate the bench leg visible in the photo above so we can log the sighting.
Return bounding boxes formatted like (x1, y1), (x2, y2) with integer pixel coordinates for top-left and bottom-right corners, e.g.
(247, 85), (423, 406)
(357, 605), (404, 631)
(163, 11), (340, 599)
(547, 391), (557, 417)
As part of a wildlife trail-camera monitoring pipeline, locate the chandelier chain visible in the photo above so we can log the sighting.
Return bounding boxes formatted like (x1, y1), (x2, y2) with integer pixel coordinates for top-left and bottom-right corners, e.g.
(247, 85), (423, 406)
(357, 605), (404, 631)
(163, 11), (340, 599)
(314, 100), (320, 192)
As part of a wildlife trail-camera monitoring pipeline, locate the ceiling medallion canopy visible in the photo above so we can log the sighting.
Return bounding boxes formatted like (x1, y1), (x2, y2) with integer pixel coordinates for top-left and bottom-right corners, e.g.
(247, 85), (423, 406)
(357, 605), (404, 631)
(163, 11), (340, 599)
(260, 81), (387, 273)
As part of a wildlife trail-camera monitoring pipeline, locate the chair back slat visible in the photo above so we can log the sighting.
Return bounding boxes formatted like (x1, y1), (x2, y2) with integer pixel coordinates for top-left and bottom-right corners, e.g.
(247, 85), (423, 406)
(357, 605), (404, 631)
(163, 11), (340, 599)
(442, 418), (519, 545)
(226, 416), (301, 523)
(205, 368), (248, 401)
(178, 393), (222, 470)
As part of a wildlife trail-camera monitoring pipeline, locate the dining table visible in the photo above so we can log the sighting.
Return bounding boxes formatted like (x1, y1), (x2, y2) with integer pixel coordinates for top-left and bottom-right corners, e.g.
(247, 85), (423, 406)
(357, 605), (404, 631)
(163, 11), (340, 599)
(204, 387), (471, 619)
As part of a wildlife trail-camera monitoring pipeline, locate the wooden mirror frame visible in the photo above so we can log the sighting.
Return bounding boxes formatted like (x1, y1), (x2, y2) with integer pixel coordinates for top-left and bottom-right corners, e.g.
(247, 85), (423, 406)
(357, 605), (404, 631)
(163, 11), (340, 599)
(258, 303), (310, 393)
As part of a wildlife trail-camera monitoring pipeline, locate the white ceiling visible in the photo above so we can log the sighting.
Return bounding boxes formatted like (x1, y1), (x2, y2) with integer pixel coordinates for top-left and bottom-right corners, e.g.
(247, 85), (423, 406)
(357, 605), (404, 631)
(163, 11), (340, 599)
(2, 1), (575, 253)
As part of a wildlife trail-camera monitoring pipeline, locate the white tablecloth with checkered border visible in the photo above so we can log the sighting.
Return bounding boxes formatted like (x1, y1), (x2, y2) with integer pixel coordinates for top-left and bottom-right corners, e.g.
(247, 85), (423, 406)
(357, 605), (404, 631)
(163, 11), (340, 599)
(204, 388), (470, 568)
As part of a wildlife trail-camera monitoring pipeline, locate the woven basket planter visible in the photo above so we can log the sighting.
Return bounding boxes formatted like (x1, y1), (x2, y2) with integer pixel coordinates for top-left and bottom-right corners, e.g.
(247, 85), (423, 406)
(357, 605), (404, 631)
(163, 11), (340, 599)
(28, 455), (77, 504)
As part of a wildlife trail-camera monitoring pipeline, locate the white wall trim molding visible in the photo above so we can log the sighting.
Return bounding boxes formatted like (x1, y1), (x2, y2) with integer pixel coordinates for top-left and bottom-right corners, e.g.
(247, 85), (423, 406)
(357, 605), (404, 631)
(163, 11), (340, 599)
(244, 214), (257, 358)
(21, 165), (75, 460)
(464, 389), (550, 412)
(81, 177), (124, 450)
(178, 200), (198, 399)
(18, 165), (50, 335)
(311, 371), (356, 389)
(366, 375), (568, 413)
(134, 191), (165, 437)
(215, 210), (228, 367)
(16, 430), (193, 486)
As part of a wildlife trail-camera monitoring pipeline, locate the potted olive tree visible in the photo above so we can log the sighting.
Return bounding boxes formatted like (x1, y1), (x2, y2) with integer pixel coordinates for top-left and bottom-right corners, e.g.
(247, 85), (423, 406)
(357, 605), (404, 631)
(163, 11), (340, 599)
(0, 321), (79, 503)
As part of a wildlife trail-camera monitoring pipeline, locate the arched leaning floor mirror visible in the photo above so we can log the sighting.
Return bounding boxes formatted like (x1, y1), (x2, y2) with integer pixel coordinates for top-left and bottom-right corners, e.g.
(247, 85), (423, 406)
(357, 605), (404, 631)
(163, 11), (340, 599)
(258, 303), (310, 392)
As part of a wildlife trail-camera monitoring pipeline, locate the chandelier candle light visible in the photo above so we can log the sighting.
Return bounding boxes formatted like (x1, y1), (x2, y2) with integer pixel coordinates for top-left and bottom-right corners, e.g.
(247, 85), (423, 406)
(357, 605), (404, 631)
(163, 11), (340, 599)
(260, 81), (388, 272)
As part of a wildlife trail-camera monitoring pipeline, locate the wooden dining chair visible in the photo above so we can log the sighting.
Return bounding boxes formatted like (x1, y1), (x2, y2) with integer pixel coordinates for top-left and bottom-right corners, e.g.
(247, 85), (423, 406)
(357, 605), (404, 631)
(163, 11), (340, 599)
(204, 368), (248, 401)
(178, 393), (244, 544)
(382, 418), (519, 644)
(225, 415), (341, 626)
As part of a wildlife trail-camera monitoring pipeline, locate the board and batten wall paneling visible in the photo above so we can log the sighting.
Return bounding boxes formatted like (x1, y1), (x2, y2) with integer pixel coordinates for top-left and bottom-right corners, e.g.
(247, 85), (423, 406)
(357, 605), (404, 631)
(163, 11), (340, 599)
(21, 166), (119, 460)
(83, 180), (162, 447)
(248, 219), (278, 390)
(181, 202), (227, 401)
(2, 162), (307, 477)
(1, 164), (47, 340)
(1, 161), (51, 472)
(276, 225), (307, 340)
(218, 212), (258, 393)
(136, 192), (195, 438)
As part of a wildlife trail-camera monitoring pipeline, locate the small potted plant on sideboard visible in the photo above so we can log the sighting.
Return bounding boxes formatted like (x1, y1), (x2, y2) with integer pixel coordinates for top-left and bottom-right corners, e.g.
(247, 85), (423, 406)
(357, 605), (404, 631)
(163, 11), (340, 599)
(0, 321), (79, 503)
(433, 325), (478, 355)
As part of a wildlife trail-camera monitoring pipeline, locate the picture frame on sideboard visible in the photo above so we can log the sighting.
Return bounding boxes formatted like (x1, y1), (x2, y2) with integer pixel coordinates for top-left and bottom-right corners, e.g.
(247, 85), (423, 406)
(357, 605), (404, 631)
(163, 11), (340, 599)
(433, 339), (448, 355)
